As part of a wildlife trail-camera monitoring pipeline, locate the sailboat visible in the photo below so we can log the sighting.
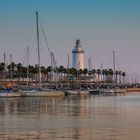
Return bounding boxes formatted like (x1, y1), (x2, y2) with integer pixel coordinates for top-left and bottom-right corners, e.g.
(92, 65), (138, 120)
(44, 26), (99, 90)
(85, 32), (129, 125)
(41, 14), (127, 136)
(112, 51), (126, 93)
(98, 51), (126, 94)
(21, 11), (64, 97)
(0, 53), (21, 97)
(0, 88), (21, 97)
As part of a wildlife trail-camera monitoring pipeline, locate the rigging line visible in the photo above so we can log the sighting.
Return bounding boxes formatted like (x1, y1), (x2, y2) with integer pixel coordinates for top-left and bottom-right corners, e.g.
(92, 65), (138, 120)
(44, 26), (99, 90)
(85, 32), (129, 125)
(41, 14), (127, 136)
(4, 53), (8, 66)
(22, 15), (35, 67)
(38, 41), (46, 65)
(22, 48), (28, 66)
(38, 17), (51, 57)
(38, 16), (58, 69)
(25, 16), (36, 47)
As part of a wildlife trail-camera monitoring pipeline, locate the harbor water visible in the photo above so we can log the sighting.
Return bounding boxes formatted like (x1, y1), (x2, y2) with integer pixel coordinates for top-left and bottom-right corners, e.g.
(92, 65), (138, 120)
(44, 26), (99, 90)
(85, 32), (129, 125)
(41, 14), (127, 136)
(0, 92), (140, 140)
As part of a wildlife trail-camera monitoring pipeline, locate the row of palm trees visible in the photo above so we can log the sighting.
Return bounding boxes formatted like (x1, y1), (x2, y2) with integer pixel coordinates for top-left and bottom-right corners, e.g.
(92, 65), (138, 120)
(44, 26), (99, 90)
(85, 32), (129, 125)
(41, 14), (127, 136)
(0, 62), (126, 84)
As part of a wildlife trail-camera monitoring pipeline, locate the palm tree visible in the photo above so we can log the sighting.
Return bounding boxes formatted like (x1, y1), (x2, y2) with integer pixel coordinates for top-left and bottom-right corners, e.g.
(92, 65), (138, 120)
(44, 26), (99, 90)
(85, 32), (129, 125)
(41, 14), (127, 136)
(122, 72), (126, 84)
(0, 63), (5, 79)
(46, 66), (53, 81)
(88, 70), (92, 80)
(108, 68), (114, 83)
(83, 68), (88, 82)
(16, 63), (22, 80)
(47, 66), (52, 73)
(118, 71), (122, 84)
(0, 63), (5, 72)
(78, 69), (83, 75)
(96, 69), (101, 82)
(41, 66), (46, 82)
(21, 66), (27, 81)
(104, 69), (109, 82)
(91, 69), (96, 82)
(115, 70), (119, 84)
(7, 62), (16, 79)
(83, 68), (88, 74)
(102, 69), (106, 82)
(28, 65), (34, 82)
(69, 68), (77, 77)
(58, 66), (65, 81)
(31, 66), (38, 81)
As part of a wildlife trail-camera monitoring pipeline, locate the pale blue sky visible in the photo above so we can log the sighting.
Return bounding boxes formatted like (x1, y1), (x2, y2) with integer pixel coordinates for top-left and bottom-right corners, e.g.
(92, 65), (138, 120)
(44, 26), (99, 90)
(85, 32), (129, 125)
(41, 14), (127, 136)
(0, 0), (140, 81)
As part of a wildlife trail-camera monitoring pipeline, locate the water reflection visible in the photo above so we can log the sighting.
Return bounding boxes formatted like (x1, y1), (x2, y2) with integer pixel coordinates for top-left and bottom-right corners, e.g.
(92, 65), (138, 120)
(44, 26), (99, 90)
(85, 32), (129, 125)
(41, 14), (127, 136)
(0, 93), (140, 139)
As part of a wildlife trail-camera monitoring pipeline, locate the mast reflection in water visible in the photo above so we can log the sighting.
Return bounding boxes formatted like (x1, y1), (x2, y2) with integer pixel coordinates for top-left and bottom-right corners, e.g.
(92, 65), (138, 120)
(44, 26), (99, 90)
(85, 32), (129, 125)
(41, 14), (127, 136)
(0, 93), (140, 140)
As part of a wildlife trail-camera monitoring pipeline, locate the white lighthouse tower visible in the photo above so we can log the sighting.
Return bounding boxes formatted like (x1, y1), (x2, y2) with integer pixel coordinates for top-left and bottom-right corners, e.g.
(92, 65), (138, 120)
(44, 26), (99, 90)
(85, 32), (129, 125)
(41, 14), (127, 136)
(72, 39), (84, 69)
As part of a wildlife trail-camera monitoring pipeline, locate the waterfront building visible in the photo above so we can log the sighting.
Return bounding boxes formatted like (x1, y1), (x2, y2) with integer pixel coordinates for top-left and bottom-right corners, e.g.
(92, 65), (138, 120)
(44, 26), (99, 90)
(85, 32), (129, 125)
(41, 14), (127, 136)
(72, 39), (84, 69)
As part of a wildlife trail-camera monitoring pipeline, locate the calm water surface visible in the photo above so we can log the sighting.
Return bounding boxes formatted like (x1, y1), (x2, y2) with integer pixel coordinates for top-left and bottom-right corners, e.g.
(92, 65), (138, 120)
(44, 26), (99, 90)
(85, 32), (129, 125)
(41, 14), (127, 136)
(0, 93), (140, 140)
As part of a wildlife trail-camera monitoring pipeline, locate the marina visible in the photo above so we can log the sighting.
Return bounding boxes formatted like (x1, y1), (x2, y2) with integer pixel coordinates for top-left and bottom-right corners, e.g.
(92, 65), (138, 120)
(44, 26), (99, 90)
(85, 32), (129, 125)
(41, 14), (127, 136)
(0, 1), (140, 139)
(0, 11), (137, 98)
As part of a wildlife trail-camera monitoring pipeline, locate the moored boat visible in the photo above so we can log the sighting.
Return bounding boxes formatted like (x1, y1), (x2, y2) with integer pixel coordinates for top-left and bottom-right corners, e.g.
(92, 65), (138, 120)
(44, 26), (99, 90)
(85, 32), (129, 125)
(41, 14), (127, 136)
(21, 89), (65, 97)
(0, 89), (21, 97)
(64, 89), (89, 96)
(89, 89), (100, 95)
(99, 88), (114, 93)
(114, 88), (126, 93)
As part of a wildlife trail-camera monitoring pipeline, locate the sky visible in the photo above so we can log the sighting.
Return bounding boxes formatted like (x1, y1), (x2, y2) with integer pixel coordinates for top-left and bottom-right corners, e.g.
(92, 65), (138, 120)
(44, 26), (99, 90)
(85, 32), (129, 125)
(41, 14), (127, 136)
(0, 0), (140, 82)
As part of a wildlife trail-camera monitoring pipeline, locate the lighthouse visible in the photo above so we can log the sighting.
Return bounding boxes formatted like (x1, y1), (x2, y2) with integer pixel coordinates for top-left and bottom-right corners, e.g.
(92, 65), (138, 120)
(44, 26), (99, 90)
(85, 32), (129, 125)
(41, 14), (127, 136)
(72, 39), (84, 69)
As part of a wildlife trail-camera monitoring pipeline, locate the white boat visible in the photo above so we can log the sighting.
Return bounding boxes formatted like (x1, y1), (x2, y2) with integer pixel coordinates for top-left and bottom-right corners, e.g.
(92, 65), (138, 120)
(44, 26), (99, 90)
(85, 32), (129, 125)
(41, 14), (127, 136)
(99, 88), (114, 93)
(64, 89), (89, 95)
(21, 90), (64, 97)
(99, 87), (126, 94)
(20, 12), (65, 97)
(0, 90), (21, 97)
(79, 90), (89, 94)
(113, 88), (126, 93)
(89, 89), (100, 95)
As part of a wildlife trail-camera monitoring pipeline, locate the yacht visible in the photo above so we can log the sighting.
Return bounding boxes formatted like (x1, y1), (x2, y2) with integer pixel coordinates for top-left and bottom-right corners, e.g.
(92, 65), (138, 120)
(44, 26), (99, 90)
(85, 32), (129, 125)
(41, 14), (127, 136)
(20, 12), (65, 97)
(0, 89), (21, 98)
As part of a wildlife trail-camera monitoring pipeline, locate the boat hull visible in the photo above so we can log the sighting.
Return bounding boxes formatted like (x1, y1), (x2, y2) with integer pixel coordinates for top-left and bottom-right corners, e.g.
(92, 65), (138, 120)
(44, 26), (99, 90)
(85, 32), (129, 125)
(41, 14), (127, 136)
(21, 90), (65, 97)
(99, 89), (114, 93)
(64, 90), (89, 95)
(89, 89), (100, 95)
(0, 92), (21, 97)
(114, 89), (126, 93)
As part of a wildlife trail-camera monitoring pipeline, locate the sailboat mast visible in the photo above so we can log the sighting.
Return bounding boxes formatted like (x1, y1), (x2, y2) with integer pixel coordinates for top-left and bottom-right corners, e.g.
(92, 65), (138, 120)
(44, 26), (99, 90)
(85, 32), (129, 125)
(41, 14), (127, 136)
(67, 53), (69, 69)
(113, 50), (116, 83)
(3, 53), (6, 84)
(27, 46), (29, 85)
(36, 11), (41, 87)
(10, 54), (13, 81)
(4, 53), (6, 72)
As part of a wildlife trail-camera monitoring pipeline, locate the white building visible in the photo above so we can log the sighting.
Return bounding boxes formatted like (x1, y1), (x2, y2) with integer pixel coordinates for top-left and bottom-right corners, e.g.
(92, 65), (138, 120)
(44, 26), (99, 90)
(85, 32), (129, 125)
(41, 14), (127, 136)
(72, 39), (84, 69)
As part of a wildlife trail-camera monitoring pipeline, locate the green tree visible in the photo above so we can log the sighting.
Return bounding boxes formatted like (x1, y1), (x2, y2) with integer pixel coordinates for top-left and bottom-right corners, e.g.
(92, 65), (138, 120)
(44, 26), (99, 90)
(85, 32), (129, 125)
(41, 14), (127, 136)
(115, 70), (119, 84)
(102, 69), (106, 82)
(118, 71), (122, 84)
(16, 63), (23, 79)
(91, 69), (96, 82)
(108, 68), (114, 82)
(7, 62), (16, 79)
(122, 72), (126, 84)
(0, 63), (5, 79)
(58, 65), (65, 81)
(0, 63), (5, 72)
(96, 69), (101, 82)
